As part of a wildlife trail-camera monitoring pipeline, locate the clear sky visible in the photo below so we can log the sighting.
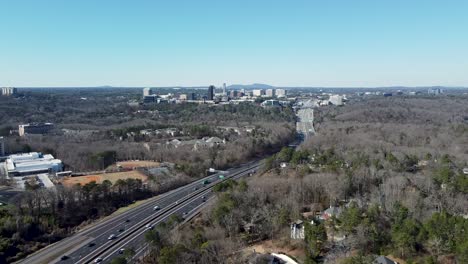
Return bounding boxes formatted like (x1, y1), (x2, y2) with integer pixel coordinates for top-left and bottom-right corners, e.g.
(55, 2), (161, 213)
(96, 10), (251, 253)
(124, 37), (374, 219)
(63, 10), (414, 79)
(1, 0), (467, 87)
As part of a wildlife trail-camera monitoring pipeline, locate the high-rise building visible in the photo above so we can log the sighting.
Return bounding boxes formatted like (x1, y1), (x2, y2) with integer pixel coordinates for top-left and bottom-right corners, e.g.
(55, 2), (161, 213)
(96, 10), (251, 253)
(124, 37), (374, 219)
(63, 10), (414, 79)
(428, 88), (442, 95)
(222, 83), (227, 95)
(189, 93), (196, 100)
(207, 85), (215, 100)
(229, 90), (238, 98)
(276, 89), (287, 98)
(265, 89), (275, 97)
(1, 87), (17, 96)
(252, 89), (264, 97)
(143, 87), (153, 96)
(0, 137), (5, 156)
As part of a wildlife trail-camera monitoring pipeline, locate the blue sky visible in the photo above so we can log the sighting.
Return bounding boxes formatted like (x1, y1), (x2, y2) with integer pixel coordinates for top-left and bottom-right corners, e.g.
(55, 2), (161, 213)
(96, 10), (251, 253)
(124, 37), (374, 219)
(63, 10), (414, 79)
(1, 0), (467, 87)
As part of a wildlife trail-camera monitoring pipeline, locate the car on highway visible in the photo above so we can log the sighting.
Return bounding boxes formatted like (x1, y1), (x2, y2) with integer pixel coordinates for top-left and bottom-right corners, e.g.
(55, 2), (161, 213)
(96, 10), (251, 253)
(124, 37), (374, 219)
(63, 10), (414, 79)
(108, 234), (116, 240)
(145, 223), (154, 230)
(125, 219), (130, 222)
(153, 205), (160, 211)
(118, 248), (125, 254)
(60, 255), (69, 261)
(118, 228), (125, 233)
(203, 180), (210, 185)
(193, 186), (198, 190)
(94, 257), (103, 263)
(88, 242), (96, 247)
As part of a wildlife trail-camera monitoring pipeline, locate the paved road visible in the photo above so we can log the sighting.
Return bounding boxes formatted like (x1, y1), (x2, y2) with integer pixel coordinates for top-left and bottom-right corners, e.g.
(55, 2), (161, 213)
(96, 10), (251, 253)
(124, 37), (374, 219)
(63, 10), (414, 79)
(19, 160), (261, 264)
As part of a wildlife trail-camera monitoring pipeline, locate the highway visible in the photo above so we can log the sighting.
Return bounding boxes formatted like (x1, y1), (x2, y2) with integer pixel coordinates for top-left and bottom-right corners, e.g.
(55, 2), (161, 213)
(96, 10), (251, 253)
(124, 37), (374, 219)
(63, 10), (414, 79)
(18, 160), (261, 264)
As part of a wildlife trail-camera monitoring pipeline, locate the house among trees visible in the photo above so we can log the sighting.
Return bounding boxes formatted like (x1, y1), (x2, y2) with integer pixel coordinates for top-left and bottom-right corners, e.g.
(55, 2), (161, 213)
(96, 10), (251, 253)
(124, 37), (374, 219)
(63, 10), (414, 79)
(290, 219), (315, 239)
(373, 256), (398, 264)
(319, 206), (343, 221)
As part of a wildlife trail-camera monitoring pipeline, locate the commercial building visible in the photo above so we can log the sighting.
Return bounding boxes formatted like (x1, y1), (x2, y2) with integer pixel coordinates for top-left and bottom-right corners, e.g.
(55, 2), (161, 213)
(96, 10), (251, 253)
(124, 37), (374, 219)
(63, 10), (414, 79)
(179, 94), (188, 100)
(207, 85), (215, 100)
(1, 87), (17, 96)
(229, 90), (238, 98)
(19, 123), (54, 136)
(265, 89), (275, 97)
(4, 152), (63, 177)
(329, 95), (344, 106)
(276, 89), (287, 98)
(0, 137), (4, 156)
(252, 89), (264, 97)
(222, 83), (227, 95)
(143, 87), (153, 96)
(261, 99), (281, 107)
(428, 88), (442, 95)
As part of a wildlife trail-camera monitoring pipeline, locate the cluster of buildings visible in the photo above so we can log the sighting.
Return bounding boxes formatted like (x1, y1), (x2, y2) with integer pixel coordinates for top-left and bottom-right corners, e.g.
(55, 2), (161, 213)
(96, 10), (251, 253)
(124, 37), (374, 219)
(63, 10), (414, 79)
(141, 85), (290, 105)
(140, 128), (180, 137)
(428, 87), (443, 95)
(1, 87), (17, 96)
(166, 136), (225, 151)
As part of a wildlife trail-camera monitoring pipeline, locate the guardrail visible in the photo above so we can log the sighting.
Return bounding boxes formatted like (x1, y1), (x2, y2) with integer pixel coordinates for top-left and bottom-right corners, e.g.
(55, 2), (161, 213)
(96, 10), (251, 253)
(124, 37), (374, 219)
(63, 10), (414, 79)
(80, 162), (262, 263)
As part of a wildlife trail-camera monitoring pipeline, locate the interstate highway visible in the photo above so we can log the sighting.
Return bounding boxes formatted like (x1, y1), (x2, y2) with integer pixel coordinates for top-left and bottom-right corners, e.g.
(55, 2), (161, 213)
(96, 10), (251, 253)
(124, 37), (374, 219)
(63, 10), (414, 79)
(18, 161), (260, 264)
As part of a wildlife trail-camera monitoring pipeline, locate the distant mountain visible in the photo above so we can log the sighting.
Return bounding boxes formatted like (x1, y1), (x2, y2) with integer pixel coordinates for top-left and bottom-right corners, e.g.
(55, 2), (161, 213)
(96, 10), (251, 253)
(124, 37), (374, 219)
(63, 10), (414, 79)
(227, 83), (275, 90)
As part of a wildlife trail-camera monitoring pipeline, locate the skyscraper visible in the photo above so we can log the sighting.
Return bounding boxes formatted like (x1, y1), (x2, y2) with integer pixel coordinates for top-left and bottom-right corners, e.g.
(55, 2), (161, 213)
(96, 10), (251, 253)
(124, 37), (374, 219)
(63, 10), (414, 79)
(207, 85), (215, 100)
(143, 87), (153, 96)
(222, 83), (227, 95)
(1, 87), (17, 96)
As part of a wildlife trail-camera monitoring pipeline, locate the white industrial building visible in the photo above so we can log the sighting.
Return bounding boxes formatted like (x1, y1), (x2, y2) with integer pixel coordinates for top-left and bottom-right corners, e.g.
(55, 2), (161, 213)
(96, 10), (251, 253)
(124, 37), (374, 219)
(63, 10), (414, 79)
(4, 152), (63, 177)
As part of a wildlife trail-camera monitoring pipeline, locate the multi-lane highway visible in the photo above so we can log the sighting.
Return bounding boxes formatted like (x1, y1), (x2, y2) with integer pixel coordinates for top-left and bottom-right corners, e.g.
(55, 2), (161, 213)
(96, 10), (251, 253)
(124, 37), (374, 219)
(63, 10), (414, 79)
(18, 160), (261, 264)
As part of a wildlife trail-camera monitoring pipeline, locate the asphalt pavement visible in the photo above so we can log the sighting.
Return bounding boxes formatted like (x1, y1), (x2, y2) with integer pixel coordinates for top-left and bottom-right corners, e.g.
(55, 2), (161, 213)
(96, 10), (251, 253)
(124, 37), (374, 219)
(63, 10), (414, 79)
(18, 161), (260, 264)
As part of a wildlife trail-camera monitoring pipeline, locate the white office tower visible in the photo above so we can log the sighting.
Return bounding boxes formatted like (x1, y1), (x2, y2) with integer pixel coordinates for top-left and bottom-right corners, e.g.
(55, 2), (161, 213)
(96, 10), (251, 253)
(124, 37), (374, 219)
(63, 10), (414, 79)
(276, 89), (287, 98)
(265, 89), (275, 97)
(143, 87), (153, 96)
(1, 87), (17, 96)
(222, 83), (227, 95)
(252, 89), (264, 97)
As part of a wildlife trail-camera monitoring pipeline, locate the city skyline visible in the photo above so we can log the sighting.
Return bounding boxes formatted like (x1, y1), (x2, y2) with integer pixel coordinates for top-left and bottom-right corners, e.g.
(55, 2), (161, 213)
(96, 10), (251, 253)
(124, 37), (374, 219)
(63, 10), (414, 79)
(1, 0), (468, 87)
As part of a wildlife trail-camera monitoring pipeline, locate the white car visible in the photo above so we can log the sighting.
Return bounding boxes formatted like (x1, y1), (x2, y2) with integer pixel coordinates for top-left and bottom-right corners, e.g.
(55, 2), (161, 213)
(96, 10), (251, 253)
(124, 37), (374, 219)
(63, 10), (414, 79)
(94, 257), (103, 263)
(153, 205), (160, 211)
(145, 223), (153, 229)
(108, 234), (116, 240)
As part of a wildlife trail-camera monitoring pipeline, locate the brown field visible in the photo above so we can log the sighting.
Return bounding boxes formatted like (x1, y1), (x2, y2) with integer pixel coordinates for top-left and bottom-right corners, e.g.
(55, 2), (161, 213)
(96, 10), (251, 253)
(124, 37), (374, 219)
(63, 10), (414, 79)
(62, 170), (148, 186)
(115, 160), (160, 169)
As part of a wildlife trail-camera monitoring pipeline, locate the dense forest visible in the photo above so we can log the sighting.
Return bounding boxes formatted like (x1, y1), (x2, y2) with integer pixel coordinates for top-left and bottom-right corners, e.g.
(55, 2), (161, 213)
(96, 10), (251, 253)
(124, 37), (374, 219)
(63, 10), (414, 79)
(139, 96), (468, 264)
